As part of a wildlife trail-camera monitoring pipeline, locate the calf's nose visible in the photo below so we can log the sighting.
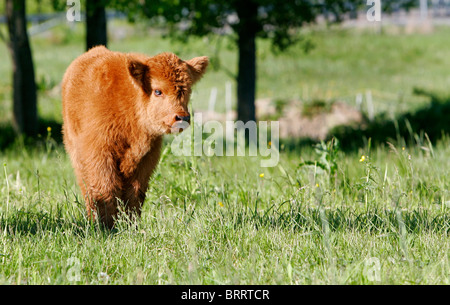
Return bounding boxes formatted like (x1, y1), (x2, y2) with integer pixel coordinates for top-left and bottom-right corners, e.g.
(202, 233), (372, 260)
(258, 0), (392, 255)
(175, 113), (190, 124)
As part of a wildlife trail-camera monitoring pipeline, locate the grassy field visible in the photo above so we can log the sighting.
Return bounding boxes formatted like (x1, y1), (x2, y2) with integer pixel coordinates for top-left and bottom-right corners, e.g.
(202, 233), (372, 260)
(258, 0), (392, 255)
(0, 21), (449, 284)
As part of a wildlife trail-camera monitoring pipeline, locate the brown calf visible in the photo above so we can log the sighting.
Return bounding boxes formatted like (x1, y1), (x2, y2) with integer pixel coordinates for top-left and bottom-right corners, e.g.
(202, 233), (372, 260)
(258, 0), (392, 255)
(62, 46), (208, 228)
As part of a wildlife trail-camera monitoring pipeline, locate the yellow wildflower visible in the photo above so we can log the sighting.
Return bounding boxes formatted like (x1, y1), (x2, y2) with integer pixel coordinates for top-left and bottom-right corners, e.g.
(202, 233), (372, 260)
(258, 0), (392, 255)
(259, 173), (265, 178)
(359, 155), (366, 162)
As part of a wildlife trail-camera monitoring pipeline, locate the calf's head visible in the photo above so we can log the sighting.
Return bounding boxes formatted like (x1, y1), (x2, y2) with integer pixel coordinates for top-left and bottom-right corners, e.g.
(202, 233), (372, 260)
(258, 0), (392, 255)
(128, 53), (208, 135)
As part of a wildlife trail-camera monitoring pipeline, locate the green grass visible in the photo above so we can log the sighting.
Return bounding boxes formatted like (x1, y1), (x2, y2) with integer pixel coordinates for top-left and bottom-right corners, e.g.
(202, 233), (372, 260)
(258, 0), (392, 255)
(0, 22), (449, 284)
(0, 136), (449, 284)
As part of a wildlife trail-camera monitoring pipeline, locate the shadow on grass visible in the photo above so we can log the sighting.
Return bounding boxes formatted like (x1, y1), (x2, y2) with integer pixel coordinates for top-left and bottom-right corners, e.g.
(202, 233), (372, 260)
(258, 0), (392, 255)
(233, 206), (450, 234)
(271, 89), (450, 153)
(329, 88), (450, 150)
(2, 204), (447, 236)
(0, 118), (63, 150)
(0, 207), (121, 237)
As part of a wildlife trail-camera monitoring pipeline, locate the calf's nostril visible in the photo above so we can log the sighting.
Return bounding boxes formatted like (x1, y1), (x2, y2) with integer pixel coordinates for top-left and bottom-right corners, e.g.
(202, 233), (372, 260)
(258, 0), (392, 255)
(175, 115), (190, 123)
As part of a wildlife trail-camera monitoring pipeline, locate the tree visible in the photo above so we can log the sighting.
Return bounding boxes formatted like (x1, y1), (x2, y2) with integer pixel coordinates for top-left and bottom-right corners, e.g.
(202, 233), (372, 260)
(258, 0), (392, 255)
(48, 0), (108, 50)
(86, 0), (108, 50)
(116, 0), (358, 123)
(5, 0), (38, 136)
(3, 0), (108, 138)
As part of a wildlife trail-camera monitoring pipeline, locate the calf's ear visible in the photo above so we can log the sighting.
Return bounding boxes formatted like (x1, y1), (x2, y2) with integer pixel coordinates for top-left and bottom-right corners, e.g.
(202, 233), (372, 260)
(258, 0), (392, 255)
(127, 57), (150, 94)
(186, 56), (209, 84)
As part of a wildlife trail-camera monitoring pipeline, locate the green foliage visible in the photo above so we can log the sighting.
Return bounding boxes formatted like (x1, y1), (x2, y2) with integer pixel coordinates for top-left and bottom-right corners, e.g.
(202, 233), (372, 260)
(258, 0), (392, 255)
(299, 138), (340, 183)
(109, 0), (358, 58)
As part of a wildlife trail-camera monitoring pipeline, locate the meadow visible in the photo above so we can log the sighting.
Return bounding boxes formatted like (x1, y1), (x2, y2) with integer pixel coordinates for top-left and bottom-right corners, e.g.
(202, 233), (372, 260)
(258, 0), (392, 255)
(0, 21), (449, 284)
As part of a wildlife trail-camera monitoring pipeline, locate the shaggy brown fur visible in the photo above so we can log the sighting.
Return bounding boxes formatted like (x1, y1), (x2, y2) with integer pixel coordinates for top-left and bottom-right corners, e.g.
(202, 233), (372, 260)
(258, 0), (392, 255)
(62, 46), (208, 228)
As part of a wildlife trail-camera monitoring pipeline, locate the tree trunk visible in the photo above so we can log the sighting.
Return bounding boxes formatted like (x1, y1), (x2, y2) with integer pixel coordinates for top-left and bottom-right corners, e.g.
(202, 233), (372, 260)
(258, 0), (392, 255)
(6, 0), (38, 137)
(86, 0), (107, 50)
(236, 1), (258, 123)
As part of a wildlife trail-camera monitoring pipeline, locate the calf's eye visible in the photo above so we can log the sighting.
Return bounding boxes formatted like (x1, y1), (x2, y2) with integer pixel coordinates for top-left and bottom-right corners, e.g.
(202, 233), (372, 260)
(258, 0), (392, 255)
(154, 89), (162, 96)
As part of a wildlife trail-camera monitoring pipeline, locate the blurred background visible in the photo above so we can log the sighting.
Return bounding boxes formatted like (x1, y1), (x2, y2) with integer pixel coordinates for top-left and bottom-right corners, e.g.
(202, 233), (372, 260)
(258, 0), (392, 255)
(1, 0), (450, 150)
